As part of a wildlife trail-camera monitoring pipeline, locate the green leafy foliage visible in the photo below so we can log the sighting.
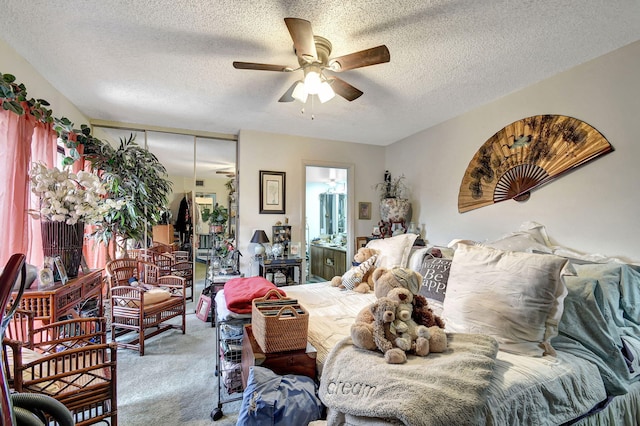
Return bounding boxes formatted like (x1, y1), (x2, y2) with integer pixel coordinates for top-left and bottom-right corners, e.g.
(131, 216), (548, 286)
(1, 72), (53, 123)
(209, 204), (229, 226)
(83, 133), (173, 254)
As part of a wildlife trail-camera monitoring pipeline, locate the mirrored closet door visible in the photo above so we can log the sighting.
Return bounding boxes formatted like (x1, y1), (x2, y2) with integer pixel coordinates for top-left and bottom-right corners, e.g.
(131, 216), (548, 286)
(92, 124), (238, 263)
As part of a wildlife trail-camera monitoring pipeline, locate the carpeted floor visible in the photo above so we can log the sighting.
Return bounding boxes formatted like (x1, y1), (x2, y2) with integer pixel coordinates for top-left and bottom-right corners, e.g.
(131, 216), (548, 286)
(115, 276), (242, 426)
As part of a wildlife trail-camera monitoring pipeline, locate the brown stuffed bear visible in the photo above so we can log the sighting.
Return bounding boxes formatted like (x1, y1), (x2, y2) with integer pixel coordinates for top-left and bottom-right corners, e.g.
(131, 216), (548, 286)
(351, 266), (446, 355)
(413, 291), (446, 329)
(386, 287), (431, 356)
(369, 296), (408, 364)
(330, 247), (378, 293)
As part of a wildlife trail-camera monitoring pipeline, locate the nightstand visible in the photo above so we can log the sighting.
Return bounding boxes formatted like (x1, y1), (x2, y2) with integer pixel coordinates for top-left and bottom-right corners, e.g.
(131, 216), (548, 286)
(258, 256), (303, 286)
(241, 324), (317, 389)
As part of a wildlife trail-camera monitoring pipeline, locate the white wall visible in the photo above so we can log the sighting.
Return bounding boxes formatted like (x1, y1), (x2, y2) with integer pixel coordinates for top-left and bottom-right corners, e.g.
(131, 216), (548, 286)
(237, 130), (385, 274)
(0, 39), (87, 129)
(386, 41), (640, 262)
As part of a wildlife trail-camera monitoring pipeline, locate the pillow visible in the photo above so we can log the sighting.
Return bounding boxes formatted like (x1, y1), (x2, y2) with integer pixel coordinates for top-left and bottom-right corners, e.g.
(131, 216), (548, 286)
(366, 233), (418, 269)
(417, 256), (451, 304)
(484, 232), (553, 254)
(442, 243), (569, 357)
(341, 254), (377, 290)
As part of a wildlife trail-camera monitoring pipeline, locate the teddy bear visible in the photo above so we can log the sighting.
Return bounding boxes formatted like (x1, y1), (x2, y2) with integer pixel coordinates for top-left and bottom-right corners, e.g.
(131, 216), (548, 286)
(368, 296), (408, 364)
(351, 266), (447, 355)
(386, 287), (431, 356)
(413, 290), (446, 329)
(330, 247), (378, 293)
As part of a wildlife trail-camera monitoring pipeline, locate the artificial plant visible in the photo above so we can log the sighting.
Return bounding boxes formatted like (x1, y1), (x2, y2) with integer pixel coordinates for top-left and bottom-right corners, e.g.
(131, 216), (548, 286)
(83, 133), (173, 260)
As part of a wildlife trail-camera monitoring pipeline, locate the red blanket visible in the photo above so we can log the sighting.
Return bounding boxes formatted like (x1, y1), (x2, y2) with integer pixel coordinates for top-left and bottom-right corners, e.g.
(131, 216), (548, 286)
(223, 276), (286, 314)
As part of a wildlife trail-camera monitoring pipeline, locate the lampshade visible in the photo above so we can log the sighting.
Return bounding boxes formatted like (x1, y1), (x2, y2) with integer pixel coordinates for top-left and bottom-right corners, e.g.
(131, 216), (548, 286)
(250, 230), (269, 244)
(304, 65), (322, 94)
(291, 80), (308, 103)
(250, 230), (269, 256)
(317, 80), (335, 103)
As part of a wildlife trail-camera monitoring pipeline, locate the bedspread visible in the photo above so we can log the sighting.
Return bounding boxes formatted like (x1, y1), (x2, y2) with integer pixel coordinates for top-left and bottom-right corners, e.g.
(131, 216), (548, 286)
(285, 283), (610, 425)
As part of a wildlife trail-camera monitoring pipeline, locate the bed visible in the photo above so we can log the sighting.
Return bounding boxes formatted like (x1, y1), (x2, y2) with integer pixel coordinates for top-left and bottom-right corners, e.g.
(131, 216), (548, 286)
(221, 224), (640, 425)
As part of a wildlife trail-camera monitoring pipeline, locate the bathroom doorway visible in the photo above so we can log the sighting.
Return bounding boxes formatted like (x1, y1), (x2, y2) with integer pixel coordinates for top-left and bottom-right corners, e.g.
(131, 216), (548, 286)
(304, 165), (351, 283)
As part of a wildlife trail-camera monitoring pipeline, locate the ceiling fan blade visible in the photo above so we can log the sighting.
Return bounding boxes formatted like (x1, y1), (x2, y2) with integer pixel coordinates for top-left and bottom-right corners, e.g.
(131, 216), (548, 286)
(328, 45), (390, 72)
(278, 82), (297, 102)
(328, 77), (363, 101)
(233, 61), (292, 72)
(284, 17), (317, 62)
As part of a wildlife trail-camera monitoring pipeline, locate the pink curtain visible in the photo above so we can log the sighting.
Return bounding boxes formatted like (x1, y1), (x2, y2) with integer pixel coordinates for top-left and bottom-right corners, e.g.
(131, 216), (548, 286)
(0, 108), (35, 267)
(26, 122), (58, 268)
(1, 109), (109, 271)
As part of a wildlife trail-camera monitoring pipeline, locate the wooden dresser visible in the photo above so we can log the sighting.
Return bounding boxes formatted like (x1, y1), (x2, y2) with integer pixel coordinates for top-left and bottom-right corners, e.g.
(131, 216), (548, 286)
(11, 269), (104, 323)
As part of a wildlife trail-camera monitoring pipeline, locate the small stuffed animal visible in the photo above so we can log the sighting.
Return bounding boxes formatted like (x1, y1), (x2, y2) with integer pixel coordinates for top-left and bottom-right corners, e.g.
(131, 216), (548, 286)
(351, 266), (447, 355)
(387, 287), (431, 356)
(412, 293), (446, 329)
(426, 325), (448, 353)
(331, 247), (378, 293)
(369, 296), (407, 364)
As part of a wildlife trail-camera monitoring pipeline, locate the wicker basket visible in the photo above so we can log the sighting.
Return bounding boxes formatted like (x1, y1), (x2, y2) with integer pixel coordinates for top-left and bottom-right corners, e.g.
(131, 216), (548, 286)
(251, 289), (308, 353)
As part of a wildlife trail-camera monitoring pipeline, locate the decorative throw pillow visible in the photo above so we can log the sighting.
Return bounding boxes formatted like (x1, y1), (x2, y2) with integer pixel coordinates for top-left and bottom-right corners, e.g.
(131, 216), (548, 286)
(417, 256), (451, 304)
(366, 233), (418, 269)
(341, 254), (377, 290)
(442, 243), (569, 357)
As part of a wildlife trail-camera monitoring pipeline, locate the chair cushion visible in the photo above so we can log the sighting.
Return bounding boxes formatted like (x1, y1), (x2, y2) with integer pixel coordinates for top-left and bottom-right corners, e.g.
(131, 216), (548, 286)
(5, 346), (62, 393)
(143, 288), (172, 305)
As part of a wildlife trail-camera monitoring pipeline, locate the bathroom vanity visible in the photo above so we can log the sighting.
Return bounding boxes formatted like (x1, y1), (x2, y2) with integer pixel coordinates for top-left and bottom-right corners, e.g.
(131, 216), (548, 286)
(309, 243), (347, 281)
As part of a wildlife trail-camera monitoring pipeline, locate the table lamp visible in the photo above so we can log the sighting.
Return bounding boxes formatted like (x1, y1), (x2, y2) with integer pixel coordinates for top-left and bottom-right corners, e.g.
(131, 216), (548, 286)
(250, 230), (270, 257)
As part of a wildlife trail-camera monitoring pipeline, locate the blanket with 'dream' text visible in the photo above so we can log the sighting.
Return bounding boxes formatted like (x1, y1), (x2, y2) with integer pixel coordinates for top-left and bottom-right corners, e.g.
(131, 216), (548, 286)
(319, 333), (499, 426)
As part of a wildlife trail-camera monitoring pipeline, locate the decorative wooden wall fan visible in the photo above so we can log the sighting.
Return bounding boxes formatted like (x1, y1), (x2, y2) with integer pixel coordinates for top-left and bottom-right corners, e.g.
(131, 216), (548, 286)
(458, 115), (613, 213)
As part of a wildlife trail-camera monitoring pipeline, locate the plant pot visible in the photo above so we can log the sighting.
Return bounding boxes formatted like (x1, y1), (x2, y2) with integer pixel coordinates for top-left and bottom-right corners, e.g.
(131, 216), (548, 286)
(41, 221), (85, 279)
(211, 225), (224, 234)
(379, 198), (411, 223)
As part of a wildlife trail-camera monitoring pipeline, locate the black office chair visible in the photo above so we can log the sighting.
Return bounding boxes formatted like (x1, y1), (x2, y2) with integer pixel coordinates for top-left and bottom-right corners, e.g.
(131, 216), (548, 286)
(0, 253), (74, 426)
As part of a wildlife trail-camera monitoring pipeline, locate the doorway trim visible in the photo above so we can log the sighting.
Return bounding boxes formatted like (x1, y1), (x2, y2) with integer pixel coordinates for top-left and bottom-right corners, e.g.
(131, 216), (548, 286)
(301, 160), (355, 282)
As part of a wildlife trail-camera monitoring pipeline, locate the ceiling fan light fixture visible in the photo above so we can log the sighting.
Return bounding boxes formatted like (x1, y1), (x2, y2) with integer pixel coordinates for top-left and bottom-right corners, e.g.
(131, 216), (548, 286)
(292, 80), (308, 102)
(317, 80), (335, 103)
(304, 65), (322, 94)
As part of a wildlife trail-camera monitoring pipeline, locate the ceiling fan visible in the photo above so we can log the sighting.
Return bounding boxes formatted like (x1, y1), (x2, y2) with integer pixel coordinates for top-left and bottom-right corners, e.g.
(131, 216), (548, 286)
(233, 17), (390, 103)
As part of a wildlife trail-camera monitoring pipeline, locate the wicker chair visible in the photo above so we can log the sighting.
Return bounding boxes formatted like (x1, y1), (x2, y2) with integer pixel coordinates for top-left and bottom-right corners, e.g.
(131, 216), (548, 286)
(173, 250), (190, 262)
(105, 259), (186, 356)
(170, 261), (194, 301)
(2, 310), (118, 426)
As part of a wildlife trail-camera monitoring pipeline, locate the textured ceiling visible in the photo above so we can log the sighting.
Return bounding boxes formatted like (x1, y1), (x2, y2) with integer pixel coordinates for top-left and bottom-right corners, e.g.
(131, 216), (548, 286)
(2, 0), (640, 150)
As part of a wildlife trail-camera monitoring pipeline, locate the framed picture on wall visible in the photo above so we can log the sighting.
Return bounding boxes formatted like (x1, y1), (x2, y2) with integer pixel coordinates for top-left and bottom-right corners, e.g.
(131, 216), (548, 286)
(259, 170), (286, 214)
(358, 202), (371, 220)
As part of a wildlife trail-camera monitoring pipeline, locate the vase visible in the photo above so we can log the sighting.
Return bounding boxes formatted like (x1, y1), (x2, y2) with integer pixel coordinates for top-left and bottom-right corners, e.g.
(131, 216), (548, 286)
(379, 198), (412, 223)
(41, 221), (85, 279)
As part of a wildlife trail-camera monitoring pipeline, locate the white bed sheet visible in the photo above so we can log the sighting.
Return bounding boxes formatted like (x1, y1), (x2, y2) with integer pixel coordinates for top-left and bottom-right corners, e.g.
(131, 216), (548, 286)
(284, 282), (609, 425)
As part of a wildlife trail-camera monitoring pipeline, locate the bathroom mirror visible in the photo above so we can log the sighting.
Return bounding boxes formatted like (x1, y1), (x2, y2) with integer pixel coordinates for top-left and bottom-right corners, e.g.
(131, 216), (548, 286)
(319, 193), (346, 235)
